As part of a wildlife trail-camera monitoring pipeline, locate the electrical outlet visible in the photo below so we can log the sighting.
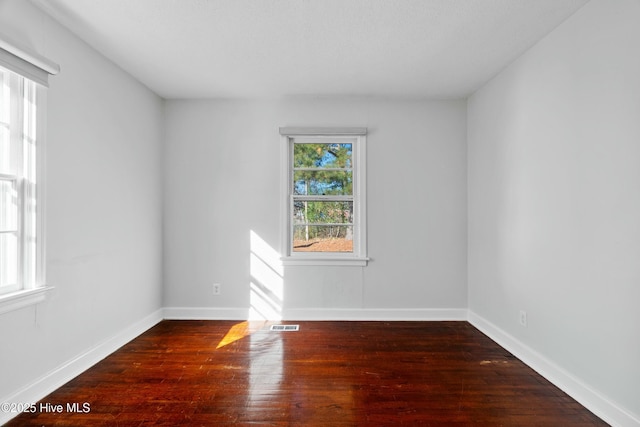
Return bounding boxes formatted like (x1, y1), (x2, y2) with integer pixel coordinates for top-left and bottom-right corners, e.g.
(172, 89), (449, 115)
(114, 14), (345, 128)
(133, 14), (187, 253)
(212, 283), (221, 295)
(519, 310), (527, 327)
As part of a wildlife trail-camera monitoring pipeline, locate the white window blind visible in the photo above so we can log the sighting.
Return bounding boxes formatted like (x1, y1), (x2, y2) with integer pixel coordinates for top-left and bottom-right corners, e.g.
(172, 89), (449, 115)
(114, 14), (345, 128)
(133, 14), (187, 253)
(0, 31), (60, 87)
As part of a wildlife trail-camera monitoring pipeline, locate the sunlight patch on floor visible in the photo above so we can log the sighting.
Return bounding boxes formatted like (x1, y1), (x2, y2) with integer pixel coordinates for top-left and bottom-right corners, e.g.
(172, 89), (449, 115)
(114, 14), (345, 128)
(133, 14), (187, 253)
(216, 321), (268, 349)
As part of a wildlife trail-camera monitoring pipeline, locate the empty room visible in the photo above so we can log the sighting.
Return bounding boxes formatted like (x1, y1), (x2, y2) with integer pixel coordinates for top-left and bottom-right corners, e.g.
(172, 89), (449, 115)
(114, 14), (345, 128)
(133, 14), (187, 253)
(0, 0), (638, 425)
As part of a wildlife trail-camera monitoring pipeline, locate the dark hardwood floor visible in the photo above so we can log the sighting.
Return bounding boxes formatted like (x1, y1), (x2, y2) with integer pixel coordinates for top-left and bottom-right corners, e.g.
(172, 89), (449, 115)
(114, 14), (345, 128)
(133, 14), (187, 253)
(7, 321), (607, 426)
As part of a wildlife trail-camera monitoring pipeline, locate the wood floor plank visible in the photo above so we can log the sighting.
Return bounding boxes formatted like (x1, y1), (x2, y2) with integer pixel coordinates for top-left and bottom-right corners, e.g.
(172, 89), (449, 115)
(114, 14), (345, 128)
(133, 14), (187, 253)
(6, 321), (608, 426)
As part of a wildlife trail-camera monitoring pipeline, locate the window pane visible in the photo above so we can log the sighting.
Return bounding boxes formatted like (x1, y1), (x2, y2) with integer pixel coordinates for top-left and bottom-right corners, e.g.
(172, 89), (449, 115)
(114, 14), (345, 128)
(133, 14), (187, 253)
(293, 200), (353, 224)
(293, 225), (353, 253)
(293, 143), (352, 169)
(294, 170), (352, 195)
(0, 126), (10, 174)
(0, 69), (11, 175)
(0, 233), (18, 288)
(0, 180), (18, 232)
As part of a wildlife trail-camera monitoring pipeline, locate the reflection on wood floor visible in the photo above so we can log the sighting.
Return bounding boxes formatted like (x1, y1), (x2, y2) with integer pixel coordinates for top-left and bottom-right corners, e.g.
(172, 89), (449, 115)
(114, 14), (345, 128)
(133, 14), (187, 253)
(6, 320), (608, 426)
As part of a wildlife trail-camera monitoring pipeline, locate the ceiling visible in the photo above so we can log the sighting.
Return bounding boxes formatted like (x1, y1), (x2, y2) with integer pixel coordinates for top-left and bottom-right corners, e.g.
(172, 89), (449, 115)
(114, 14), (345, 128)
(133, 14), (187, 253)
(31, 0), (589, 99)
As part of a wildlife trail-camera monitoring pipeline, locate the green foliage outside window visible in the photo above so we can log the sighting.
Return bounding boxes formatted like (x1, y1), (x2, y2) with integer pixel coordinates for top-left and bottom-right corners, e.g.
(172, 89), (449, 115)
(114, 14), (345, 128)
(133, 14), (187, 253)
(293, 143), (354, 245)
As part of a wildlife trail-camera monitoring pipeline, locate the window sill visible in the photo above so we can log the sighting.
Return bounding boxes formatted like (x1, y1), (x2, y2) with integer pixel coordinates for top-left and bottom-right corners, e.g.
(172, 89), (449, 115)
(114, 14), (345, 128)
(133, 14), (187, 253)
(282, 257), (369, 267)
(0, 286), (54, 316)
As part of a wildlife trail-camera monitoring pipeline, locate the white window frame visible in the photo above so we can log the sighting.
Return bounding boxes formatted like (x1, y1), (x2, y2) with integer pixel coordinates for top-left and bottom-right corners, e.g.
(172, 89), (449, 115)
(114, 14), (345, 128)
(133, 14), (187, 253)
(280, 127), (368, 266)
(0, 33), (57, 315)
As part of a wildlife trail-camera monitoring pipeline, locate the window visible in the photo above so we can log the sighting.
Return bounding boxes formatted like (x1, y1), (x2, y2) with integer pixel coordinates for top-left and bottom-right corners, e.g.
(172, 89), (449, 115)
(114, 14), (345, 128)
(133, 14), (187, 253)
(280, 128), (368, 266)
(0, 35), (58, 313)
(0, 66), (43, 297)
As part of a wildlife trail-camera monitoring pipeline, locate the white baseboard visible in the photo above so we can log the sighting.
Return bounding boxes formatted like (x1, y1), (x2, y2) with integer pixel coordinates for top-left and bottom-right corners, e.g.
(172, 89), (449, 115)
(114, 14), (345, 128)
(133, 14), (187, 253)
(0, 309), (164, 426)
(162, 306), (468, 321)
(163, 306), (250, 320)
(283, 307), (468, 321)
(468, 311), (640, 427)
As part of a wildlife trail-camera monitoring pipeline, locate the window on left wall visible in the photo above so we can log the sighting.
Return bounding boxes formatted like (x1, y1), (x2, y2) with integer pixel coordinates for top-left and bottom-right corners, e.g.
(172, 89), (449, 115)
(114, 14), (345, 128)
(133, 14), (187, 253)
(0, 35), (58, 314)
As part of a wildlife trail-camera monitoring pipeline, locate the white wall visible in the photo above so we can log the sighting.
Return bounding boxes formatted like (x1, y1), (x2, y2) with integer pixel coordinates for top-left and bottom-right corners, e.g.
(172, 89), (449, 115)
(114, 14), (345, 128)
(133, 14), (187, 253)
(0, 0), (163, 408)
(4, 0), (634, 424)
(163, 98), (467, 319)
(468, 0), (640, 422)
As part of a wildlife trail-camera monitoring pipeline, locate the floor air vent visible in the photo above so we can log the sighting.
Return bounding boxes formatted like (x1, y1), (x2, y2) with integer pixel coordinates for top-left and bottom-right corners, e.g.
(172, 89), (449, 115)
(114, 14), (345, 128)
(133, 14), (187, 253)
(270, 324), (300, 332)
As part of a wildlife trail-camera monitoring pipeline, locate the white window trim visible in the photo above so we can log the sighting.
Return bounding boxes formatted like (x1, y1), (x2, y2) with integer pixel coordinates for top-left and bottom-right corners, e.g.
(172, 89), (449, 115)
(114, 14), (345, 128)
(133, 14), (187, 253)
(280, 127), (368, 266)
(0, 286), (54, 316)
(0, 33), (57, 315)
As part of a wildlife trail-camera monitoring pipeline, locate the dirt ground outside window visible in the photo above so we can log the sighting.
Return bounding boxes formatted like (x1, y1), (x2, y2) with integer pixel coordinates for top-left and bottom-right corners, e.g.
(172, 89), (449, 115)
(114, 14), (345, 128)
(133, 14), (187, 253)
(293, 238), (353, 252)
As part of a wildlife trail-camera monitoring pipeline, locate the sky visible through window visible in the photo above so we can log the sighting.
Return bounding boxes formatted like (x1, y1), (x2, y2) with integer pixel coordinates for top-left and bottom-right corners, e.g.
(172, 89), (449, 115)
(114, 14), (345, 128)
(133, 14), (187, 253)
(293, 143), (352, 196)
